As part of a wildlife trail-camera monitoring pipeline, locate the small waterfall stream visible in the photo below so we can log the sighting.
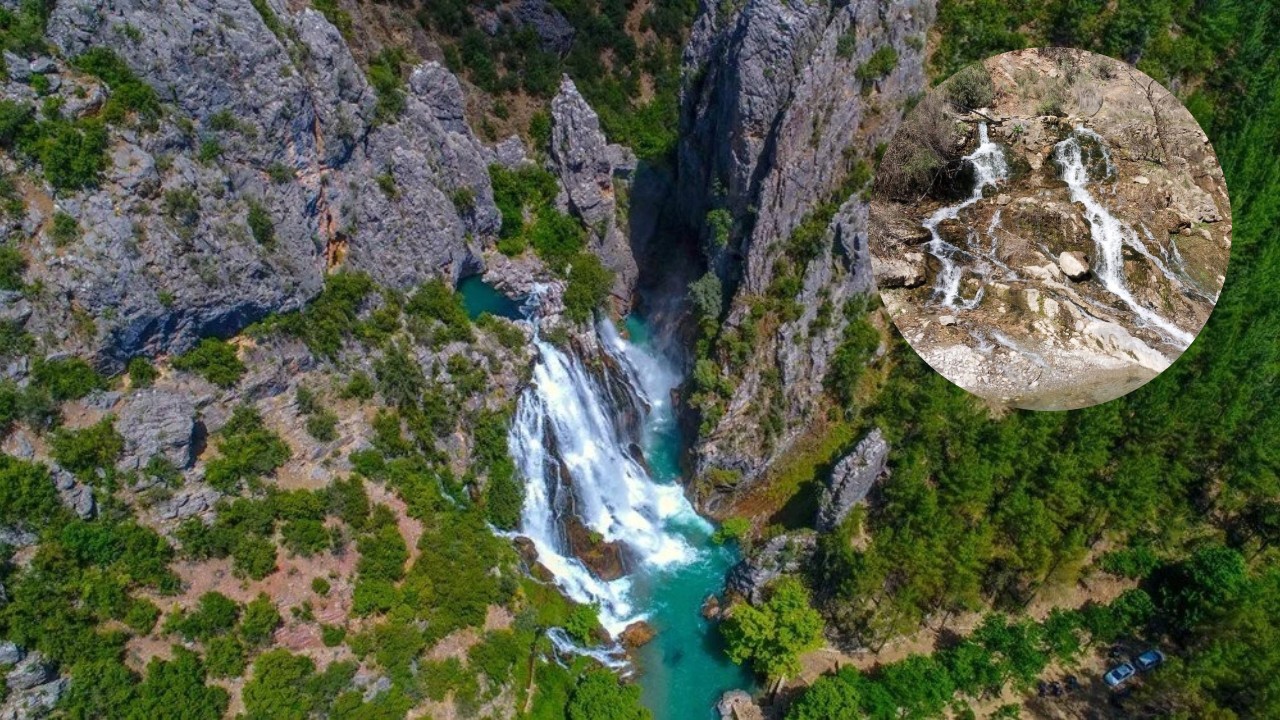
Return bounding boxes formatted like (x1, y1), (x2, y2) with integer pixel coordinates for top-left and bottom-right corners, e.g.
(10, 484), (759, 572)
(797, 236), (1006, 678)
(1053, 128), (1194, 347)
(923, 122), (1010, 308)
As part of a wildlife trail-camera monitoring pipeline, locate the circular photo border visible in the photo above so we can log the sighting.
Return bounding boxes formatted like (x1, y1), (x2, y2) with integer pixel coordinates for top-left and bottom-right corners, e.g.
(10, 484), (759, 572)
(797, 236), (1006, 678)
(869, 48), (1231, 410)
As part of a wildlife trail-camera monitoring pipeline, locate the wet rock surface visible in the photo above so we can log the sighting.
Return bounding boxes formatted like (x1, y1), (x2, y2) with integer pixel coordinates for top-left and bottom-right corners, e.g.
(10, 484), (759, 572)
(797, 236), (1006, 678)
(872, 48), (1230, 410)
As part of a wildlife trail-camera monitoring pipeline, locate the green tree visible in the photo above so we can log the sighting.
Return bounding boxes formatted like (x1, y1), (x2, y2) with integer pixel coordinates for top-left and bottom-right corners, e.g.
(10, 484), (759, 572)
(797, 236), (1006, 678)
(722, 577), (824, 683)
(566, 670), (652, 720)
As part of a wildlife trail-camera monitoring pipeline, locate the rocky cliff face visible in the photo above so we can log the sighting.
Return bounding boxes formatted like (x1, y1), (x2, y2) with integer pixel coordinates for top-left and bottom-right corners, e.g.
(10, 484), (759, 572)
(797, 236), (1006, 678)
(549, 76), (639, 310)
(9, 0), (501, 369)
(679, 0), (934, 496)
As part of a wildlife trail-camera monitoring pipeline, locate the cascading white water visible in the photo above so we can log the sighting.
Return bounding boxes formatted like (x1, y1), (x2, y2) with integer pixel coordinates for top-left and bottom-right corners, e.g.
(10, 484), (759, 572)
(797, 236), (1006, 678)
(922, 122), (1010, 309)
(1053, 128), (1193, 347)
(508, 319), (707, 637)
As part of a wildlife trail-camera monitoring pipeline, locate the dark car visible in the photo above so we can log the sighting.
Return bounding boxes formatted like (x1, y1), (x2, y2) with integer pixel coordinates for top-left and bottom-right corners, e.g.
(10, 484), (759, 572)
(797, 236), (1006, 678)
(1104, 662), (1137, 688)
(1135, 649), (1166, 671)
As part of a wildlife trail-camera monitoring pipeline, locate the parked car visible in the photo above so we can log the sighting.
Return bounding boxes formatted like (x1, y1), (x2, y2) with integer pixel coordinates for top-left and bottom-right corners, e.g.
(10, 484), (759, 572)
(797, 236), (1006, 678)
(1135, 648), (1166, 671)
(1104, 662), (1137, 688)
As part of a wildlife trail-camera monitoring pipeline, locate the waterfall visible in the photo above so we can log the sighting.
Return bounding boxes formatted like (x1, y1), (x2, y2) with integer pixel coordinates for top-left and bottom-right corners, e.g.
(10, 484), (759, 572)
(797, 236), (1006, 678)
(508, 319), (707, 636)
(922, 122), (1010, 309)
(1053, 128), (1193, 347)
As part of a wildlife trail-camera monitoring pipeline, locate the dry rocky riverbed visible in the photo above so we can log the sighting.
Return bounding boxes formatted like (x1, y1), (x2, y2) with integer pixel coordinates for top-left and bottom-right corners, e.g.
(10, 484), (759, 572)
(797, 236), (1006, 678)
(872, 48), (1230, 409)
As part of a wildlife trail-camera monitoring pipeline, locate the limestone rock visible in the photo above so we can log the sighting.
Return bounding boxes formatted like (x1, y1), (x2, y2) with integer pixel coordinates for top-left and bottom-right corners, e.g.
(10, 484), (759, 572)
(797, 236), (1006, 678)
(683, 0), (932, 491)
(6, 654), (54, 691)
(115, 389), (197, 471)
(816, 429), (889, 532)
(28, 0), (499, 368)
(725, 532), (816, 604)
(717, 690), (764, 720)
(550, 76), (638, 308)
(157, 487), (221, 522)
(0, 642), (25, 666)
(1058, 251), (1091, 281)
(0, 677), (66, 720)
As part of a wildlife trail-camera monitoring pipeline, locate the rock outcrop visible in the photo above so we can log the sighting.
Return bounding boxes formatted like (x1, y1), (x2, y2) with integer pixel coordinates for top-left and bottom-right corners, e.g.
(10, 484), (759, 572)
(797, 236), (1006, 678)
(816, 428), (889, 532)
(717, 689), (765, 720)
(115, 389), (197, 471)
(6, 0), (500, 369)
(681, 0), (935, 496)
(550, 76), (639, 310)
(725, 532), (816, 604)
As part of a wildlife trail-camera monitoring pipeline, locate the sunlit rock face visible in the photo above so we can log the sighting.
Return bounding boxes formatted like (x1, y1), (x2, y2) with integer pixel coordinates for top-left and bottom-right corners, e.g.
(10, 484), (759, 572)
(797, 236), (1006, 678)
(871, 48), (1230, 410)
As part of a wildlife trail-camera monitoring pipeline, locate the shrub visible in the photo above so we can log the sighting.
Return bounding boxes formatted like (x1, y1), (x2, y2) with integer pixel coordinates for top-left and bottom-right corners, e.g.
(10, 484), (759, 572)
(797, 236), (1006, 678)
(246, 201), (275, 247)
(32, 356), (105, 400)
(282, 518), (329, 556)
(528, 207), (585, 270)
(28, 118), (110, 189)
(127, 356), (158, 388)
(72, 47), (160, 121)
(204, 406), (290, 492)
(51, 418), (124, 478)
(405, 279), (472, 344)
(305, 410), (338, 442)
(567, 670), (651, 720)
(874, 93), (960, 201)
(0, 455), (65, 530)
(166, 592), (240, 641)
(855, 46), (899, 84)
(240, 593), (282, 646)
(0, 244), (26, 290)
(563, 253), (613, 323)
(947, 63), (996, 110)
(232, 534), (278, 580)
(706, 207), (732, 247)
(172, 338), (244, 387)
(711, 516), (751, 545)
(311, 577), (331, 596)
(368, 48), (407, 124)
(320, 623), (345, 647)
(204, 635), (246, 678)
(357, 524), (408, 583)
(341, 371), (375, 400)
(689, 272), (723, 320)
(49, 211), (80, 247)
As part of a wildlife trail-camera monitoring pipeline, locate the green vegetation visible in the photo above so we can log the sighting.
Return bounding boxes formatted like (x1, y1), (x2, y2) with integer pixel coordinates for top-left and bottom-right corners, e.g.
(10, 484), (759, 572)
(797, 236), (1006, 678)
(855, 46), (899, 85)
(946, 62), (996, 110)
(567, 670), (652, 720)
(172, 338), (245, 387)
(246, 200), (275, 247)
(31, 356), (105, 400)
(51, 417), (123, 479)
(127, 356), (158, 388)
(429, 0), (691, 160)
(368, 48), (408, 125)
(722, 577), (824, 682)
(203, 406), (290, 493)
(72, 47), (161, 122)
(0, 244), (25, 290)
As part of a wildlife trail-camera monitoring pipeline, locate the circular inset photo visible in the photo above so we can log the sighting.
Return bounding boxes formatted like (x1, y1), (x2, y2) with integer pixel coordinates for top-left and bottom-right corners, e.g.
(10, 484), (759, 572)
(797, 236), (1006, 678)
(870, 48), (1230, 410)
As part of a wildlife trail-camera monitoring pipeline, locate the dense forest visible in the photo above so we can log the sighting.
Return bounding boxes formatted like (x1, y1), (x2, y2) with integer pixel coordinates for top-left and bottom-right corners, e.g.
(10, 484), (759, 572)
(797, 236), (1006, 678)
(763, 1), (1280, 716)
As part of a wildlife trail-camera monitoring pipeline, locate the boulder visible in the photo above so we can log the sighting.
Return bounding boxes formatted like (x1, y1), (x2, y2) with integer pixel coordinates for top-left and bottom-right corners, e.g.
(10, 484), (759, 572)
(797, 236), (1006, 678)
(565, 516), (627, 581)
(156, 487), (220, 521)
(1058, 251), (1091, 281)
(115, 389), (197, 471)
(6, 654), (54, 691)
(0, 677), (66, 720)
(816, 429), (889, 532)
(619, 621), (656, 648)
(0, 642), (25, 666)
(717, 690), (764, 720)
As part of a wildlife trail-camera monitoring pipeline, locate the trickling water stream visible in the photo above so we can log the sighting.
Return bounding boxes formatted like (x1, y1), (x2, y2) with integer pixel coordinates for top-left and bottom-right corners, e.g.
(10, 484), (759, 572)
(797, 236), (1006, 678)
(507, 306), (754, 719)
(1053, 128), (1194, 347)
(923, 122), (1010, 308)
